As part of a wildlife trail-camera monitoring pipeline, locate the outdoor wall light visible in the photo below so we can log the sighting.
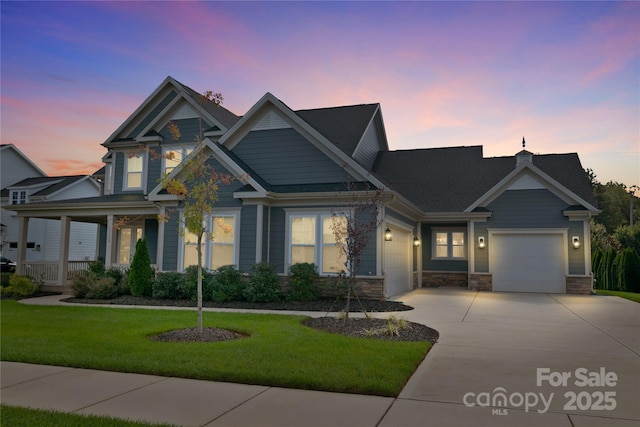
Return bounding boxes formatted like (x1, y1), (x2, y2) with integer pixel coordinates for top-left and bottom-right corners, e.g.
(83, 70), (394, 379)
(384, 228), (393, 241)
(572, 236), (580, 249)
(478, 236), (486, 249)
(413, 236), (420, 247)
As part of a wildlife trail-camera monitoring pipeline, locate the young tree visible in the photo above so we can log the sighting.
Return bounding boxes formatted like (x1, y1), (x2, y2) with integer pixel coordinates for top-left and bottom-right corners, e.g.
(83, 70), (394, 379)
(128, 237), (153, 297)
(160, 92), (236, 333)
(330, 181), (384, 318)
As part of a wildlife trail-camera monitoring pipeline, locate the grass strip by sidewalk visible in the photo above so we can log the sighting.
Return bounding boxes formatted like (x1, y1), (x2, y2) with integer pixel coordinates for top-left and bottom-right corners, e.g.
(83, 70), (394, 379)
(595, 289), (640, 303)
(0, 301), (430, 397)
(0, 405), (172, 427)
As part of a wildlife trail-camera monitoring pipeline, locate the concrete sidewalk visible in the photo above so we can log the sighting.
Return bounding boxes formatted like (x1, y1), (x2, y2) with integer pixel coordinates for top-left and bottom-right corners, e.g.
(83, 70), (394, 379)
(2, 289), (639, 426)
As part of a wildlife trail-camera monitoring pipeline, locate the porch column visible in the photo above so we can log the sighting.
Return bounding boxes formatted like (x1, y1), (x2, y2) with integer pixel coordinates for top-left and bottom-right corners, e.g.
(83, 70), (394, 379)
(156, 207), (165, 271)
(16, 217), (29, 275)
(105, 214), (114, 266)
(57, 216), (71, 286)
(255, 204), (263, 263)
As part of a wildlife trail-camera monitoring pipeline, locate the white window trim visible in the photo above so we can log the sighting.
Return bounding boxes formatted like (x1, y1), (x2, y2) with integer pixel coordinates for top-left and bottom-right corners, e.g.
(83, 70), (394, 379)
(11, 190), (27, 205)
(122, 151), (146, 191)
(285, 209), (350, 275)
(178, 210), (240, 272)
(431, 227), (467, 260)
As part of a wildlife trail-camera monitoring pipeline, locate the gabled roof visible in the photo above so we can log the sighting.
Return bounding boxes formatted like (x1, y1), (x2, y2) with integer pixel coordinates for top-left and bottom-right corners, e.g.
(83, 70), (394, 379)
(0, 144), (47, 179)
(103, 76), (240, 146)
(296, 104), (383, 157)
(3, 176), (98, 200)
(373, 146), (597, 213)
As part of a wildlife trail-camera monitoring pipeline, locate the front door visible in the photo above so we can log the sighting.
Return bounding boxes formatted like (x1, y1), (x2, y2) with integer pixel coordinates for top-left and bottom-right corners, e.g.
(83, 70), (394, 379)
(118, 226), (143, 265)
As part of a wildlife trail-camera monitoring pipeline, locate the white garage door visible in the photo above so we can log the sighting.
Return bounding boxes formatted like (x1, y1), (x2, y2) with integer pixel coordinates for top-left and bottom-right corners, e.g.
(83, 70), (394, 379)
(384, 227), (411, 298)
(491, 234), (565, 293)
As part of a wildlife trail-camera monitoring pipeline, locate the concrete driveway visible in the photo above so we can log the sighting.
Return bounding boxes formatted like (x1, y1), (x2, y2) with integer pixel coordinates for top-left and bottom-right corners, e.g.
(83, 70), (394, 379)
(387, 288), (640, 426)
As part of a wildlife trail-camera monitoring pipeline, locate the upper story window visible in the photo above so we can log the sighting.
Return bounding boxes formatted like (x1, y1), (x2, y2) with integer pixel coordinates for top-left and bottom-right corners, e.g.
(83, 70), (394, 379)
(432, 228), (466, 260)
(288, 212), (347, 274)
(104, 164), (113, 194)
(124, 153), (144, 190)
(11, 190), (27, 205)
(163, 146), (194, 175)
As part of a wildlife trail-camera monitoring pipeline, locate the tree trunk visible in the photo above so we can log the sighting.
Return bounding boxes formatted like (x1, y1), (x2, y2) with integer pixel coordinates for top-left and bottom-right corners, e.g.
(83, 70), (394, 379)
(197, 233), (203, 333)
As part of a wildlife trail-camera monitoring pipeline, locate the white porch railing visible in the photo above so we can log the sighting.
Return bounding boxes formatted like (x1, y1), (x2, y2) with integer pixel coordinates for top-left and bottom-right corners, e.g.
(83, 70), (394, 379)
(21, 261), (94, 284)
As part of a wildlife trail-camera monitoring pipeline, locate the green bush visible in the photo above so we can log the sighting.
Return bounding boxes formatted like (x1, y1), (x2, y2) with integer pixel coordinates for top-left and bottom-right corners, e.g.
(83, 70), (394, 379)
(182, 265), (216, 302)
(87, 260), (106, 276)
(287, 263), (320, 301)
(211, 265), (245, 303)
(152, 272), (188, 299)
(71, 273), (119, 299)
(3, 275), (39, 297)
(616, 248), (640, 293)
(128, 238), (154, 297)
(243, 262), (281, 303)
(1, 272), (12, 287)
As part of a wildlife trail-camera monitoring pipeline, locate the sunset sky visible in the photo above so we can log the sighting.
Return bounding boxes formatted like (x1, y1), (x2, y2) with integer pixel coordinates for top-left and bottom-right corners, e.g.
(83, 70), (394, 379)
(1, 1), (638, 187)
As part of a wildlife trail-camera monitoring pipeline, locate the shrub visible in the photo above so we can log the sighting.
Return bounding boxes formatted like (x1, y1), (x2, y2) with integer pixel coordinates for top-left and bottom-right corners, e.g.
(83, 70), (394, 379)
(287, 263), (320, 301)
(1, 272), (12, 287)
(183, 265), (216, 301)
(3, 275), (39, 298)
(85, 276), (118, 299)
(617, 248), (640, 293)
(211, 265), (245, 303)
(243, 262), (281, 303)
(152, 272), (187, 299)
(128, 237), (154, 297)
(87, 260), (106, 276)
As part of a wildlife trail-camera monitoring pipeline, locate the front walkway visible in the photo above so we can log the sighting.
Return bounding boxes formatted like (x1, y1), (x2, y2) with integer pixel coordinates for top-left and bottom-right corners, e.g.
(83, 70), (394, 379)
(2, 289), (639, 426)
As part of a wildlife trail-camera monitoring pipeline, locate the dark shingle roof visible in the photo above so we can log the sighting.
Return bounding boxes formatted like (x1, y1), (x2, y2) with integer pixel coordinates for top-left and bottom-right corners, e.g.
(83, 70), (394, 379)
(373, 146), (596, 213)
(4, 176), (91, 198)
(175, 80), (241, 130)
(296, 104), (379, 157)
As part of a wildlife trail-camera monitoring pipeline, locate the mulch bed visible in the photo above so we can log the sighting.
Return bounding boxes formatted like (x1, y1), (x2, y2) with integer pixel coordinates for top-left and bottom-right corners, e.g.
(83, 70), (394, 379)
(60, 295), (438, 343)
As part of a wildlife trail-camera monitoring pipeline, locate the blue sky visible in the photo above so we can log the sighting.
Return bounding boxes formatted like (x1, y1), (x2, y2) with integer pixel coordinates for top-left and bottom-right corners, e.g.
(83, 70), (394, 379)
(1, 1), (638, 187)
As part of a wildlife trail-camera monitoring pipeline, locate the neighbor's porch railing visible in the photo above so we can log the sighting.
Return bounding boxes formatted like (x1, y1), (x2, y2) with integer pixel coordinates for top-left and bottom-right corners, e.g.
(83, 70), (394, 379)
(21, 261), (93, 284)
(21, 261), (156, 284)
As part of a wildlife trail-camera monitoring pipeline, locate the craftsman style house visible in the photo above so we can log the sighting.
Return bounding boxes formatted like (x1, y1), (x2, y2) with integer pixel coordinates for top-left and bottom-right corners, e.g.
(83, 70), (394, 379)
(10, 77), (599, 296)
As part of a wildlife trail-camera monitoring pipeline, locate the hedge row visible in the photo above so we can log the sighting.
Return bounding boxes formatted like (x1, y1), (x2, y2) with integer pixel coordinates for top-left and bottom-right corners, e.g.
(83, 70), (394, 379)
(592, 248), (640, 292)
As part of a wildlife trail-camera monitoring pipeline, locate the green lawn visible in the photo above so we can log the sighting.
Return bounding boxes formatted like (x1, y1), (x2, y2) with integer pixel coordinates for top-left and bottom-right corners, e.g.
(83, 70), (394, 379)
(0, 405), (171, 427)
(595, 289), (640, 303)
(0, 301), (430, 397)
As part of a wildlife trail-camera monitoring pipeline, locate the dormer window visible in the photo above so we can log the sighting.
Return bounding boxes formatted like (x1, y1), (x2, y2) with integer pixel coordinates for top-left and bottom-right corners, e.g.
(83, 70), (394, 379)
(124, 153), (144, 190)
(11, 190), (27, 205)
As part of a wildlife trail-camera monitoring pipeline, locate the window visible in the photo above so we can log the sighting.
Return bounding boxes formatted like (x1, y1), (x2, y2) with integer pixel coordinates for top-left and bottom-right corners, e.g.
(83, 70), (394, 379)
(211, 216), (236, 270)
(105, 163), (113, 194)
(11, 191), (27, 205)
(180, 213), (238, 271)
(124, 153), (144, 189)
(432, 228), (466, 260)
(288, 212), (347, 274)
(163, 146), (194, 175)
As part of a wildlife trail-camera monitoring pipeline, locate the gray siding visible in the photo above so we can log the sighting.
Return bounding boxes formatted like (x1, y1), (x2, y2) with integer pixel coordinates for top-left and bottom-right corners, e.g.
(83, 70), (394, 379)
(98, 224), (107, 262)
(113, 152), (124, 194)
(126, 91), (177, 139)
(232, 129), (347, 185)
(567, 221), (586, 275)
(144, 219), (158, 264)
(158, 118), (206, 145)
(268, 207), (286, 273)
(239, 206), (257, 272)
(162, 215), (180, 271)
(205, 158), (244, 207)
(353, 120), (381, 169)
(146, 147), (162, 194)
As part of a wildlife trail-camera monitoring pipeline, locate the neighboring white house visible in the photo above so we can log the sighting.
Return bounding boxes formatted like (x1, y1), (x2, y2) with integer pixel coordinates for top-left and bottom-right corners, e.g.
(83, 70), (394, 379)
(0, 144), (101, 266)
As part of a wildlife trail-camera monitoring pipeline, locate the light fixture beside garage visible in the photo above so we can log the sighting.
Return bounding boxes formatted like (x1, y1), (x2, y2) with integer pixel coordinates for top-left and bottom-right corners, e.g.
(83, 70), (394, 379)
(384, 228), (393, 241)
(478, 236), (486, 249)
(572, 236), (580, 249)
(413, 236), (420, 247)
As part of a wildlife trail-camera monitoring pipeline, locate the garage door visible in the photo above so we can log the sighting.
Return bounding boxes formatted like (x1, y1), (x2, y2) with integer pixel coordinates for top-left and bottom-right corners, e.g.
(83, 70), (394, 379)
(491, 234), (565, 293)
(384, 227), (411, 298)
